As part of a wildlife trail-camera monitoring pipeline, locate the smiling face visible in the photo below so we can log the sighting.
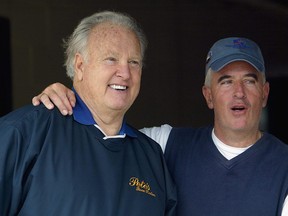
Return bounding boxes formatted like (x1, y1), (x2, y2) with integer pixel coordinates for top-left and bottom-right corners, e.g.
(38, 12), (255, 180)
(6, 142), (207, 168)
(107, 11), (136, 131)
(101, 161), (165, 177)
(202, 61), (270, 135)
(73, 23), (142, 121)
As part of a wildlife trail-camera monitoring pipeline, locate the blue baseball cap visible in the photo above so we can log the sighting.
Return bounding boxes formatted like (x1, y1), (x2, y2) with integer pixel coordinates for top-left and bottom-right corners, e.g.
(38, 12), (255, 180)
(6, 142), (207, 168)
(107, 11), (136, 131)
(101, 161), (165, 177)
(205, 37), (265, 74)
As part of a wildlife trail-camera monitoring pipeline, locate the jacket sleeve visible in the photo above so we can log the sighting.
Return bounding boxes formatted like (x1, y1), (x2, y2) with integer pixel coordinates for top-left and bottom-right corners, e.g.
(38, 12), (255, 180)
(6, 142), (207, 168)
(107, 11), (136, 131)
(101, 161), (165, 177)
(0, 122), (25, 216)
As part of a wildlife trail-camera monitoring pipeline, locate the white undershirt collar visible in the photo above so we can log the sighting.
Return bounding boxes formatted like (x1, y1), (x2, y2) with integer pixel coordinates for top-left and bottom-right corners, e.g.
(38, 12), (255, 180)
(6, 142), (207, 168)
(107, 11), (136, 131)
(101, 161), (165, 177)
(212, 128), (252, 160)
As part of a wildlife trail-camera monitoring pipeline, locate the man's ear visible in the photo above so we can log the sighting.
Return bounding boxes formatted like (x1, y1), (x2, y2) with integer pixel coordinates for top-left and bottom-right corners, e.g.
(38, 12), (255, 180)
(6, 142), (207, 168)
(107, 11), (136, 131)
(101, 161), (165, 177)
(202, 85), (214, 109)
(262, 81), (270, 108)
(74, 53), (84, 81)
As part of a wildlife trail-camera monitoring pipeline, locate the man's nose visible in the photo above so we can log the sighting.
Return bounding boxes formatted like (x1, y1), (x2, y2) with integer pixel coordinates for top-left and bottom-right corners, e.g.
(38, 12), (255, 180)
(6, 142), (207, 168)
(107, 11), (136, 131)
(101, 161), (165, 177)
(116, 63), (131, 79)
(233, 82), (246, 99)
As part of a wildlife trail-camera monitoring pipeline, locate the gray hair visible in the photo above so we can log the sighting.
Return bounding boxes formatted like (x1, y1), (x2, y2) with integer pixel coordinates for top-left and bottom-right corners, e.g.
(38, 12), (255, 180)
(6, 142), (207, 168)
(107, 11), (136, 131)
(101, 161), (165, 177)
(204, 67), (266, 87)
(63, 11), (148, 79)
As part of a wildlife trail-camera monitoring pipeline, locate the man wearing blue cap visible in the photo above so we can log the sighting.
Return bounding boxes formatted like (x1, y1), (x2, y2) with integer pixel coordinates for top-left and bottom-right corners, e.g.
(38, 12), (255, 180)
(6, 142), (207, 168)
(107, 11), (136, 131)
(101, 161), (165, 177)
(33, 37), (288, 215)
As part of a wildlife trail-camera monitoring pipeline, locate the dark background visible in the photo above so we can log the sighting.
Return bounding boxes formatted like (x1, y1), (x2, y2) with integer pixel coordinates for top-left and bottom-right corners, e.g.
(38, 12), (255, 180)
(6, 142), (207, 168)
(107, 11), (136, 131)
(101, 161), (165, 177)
(0, 0), (287, 142)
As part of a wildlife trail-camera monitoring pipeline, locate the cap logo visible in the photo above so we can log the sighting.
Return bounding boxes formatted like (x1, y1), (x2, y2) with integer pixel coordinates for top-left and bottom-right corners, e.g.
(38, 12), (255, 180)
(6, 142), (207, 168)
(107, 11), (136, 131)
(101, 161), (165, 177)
(227, 38), (250, 49)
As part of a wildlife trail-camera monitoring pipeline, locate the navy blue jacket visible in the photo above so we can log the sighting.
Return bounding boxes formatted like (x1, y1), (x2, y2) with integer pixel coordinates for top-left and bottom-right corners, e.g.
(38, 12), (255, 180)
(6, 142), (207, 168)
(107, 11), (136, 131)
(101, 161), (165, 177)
(0, 103), (177, 216)
(165, 126), (288, 216)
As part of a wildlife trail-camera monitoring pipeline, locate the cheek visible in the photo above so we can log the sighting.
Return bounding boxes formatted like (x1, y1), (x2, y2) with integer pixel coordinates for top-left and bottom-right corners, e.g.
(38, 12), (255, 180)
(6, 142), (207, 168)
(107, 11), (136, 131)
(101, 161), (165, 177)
(132, 72), (142, 87)
(82, 72), (103, 95)
(82, 66), (105, 85)
(135, 76), (141, 88)
(210, 92), (227, 109)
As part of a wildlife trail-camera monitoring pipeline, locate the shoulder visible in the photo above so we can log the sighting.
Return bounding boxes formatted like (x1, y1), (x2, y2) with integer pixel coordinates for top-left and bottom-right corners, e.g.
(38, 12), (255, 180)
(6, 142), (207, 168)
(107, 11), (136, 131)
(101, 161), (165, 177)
(263, 133), (288, 147)
(165, 125), (213, 154)
(259, 133), (288, 167)
(0, 104), (63, 131)
(0, 104), (41, 125)
(128, 124), (164, 153)
(169, 125), (213, 140)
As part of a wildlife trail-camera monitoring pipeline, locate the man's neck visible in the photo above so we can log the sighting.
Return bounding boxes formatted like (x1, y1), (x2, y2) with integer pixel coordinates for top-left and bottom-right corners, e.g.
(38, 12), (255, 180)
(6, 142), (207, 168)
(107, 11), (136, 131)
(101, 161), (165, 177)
(213, 127), (263, 148)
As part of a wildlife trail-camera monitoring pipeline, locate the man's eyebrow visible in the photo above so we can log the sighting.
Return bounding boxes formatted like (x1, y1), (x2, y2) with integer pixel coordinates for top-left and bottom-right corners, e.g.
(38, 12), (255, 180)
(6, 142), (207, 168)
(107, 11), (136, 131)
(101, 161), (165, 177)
(217, 73), (259, 83)
(217, 75), (231, 83)
(244, 73), (259, 81)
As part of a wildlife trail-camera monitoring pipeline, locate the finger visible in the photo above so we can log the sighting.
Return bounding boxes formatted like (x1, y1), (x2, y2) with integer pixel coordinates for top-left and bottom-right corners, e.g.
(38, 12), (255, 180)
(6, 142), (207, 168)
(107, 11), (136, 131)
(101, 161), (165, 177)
(58, 91), (75, 115)
(67, 90), (76, 107)
(65, 90), (76, 115)
(32, 96), (40, 106)
(42, 91), (70, 116)
(32, 93), (55, 109)
(42, 83), (74, 115)
(39, 93), (55, 110)
(32, 83), (74, 116)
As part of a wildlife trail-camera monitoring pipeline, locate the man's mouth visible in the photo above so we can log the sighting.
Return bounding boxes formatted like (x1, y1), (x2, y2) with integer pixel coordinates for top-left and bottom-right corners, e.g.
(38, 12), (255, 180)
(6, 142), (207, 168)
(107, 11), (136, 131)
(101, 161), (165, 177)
(231, 105), (246, 111)
(109, 84), (128, 91)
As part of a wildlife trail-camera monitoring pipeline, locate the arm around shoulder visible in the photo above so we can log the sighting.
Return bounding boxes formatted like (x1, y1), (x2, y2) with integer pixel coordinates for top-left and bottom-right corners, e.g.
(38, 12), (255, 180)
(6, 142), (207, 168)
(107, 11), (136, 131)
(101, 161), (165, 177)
(139, 124), (172, 152)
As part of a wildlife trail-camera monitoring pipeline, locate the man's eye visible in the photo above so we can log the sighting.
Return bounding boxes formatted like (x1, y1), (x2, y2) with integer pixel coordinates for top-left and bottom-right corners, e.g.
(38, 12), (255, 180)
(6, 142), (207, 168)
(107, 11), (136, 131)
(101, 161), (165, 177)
(128, 60), (140, 65)
(129, 60), (142, 68)
(244, 79), (256, 84)
(106, 57), (116, 62)
(220, 80), (232, 85)
(104, 57), (117, 65)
